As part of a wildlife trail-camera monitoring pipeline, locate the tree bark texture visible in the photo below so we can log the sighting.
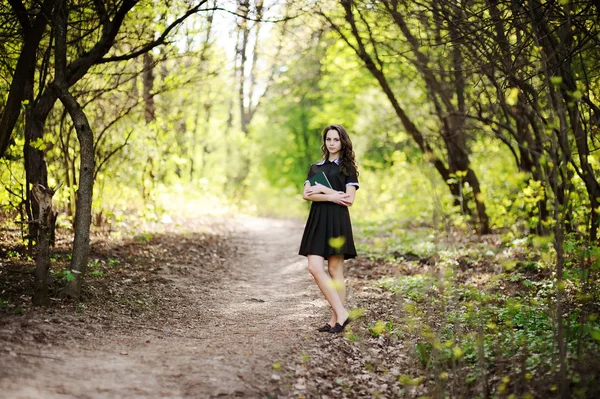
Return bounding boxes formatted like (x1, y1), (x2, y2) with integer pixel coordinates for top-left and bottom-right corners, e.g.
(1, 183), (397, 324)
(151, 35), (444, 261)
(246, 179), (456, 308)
(53, 0), (95, 300)
(31, 184), (56, 306)
(0, 0), (55, 158)
(143, 52), (156, 123)
(24, 85), (50, 251)
(237, 0), (251, 135)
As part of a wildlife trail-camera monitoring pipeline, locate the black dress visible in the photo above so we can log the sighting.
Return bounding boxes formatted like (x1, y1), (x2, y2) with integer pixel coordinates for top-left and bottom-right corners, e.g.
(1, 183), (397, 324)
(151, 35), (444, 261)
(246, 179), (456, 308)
(299, 159), (359, 259)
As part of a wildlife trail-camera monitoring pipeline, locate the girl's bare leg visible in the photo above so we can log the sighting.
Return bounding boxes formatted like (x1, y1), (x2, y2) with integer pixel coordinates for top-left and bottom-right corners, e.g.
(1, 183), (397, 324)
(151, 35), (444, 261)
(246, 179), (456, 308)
(307, 255), (348, 325)
(327, 255), (346, 325)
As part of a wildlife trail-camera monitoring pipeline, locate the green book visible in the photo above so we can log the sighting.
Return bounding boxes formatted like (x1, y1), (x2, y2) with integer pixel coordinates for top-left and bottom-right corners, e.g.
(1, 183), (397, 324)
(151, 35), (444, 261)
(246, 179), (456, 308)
(308, 171), (332, 189)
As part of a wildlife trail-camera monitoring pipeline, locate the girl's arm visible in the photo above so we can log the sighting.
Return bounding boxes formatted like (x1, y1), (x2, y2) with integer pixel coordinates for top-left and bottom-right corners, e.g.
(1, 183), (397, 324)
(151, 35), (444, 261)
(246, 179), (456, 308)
(344, 185), (357, 206)
(303, 183), (351, 206)
(318, 186), (338, 195)
(303, 183), (335, 198)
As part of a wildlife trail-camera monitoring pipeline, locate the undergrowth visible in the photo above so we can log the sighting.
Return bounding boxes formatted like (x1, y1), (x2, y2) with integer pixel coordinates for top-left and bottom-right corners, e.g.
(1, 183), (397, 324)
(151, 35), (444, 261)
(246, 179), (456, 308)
(355, 221), (600, 398)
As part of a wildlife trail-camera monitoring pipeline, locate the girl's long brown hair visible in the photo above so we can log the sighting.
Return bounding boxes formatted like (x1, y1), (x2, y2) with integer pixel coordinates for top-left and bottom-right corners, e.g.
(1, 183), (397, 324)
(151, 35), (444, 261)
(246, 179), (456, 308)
(320, 124), (359, 177)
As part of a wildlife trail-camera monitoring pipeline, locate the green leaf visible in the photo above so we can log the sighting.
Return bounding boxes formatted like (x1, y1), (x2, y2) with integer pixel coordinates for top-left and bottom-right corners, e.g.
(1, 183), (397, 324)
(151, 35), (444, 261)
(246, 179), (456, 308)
(329, 236), (346, 249)
(415, 343), (430, 367)
(370, 320), (386, 336)
(564, 241), (575, 254)
(506, 87), (520, 105)
(550, 76), (562, 86)
(30, 138), (46, 151)
(399, 374), (424, 386)
(64, 271), (75, 281)
(453, 345), (463, 359)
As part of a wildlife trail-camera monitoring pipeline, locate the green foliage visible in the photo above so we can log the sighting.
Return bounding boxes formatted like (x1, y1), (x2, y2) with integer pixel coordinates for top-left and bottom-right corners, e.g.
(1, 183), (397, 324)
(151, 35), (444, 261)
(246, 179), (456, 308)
(355, 221), (438, 261)
(372, 236), (600, 395)
(133, 233), (153, 244)
(414, 342), (431, 368)
(377, 275), (435, 303)
(369, 320), (393, 337)
(0, 0), (592, 244)
(54, 269), (75, 282)
(87, 258), (114, 277)
(0, 0), (596, 242)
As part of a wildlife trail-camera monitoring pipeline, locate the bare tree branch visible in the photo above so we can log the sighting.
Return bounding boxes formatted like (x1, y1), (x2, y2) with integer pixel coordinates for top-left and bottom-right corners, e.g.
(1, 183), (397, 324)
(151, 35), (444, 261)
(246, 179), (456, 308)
(98, 1), (209, 64)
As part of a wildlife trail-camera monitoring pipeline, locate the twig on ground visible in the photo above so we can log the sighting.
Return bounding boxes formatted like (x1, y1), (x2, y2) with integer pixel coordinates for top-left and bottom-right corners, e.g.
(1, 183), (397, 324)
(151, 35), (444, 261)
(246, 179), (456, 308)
(1, 350), (64, 361)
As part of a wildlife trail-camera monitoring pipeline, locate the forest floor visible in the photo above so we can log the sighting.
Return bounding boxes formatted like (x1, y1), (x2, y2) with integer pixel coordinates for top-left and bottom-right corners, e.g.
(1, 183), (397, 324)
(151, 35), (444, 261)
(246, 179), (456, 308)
(0, 215), (411, 398)
(2, 215), (599, 398)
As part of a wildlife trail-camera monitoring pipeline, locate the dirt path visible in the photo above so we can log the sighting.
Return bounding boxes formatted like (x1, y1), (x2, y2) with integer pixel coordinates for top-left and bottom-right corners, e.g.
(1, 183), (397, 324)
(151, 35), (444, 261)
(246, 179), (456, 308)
(0, 217), (327, 398)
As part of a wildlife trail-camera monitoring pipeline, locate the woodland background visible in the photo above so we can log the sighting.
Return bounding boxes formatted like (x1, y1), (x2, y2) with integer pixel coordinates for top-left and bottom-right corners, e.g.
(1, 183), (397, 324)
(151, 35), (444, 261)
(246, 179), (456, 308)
(1, 0), (599, 397)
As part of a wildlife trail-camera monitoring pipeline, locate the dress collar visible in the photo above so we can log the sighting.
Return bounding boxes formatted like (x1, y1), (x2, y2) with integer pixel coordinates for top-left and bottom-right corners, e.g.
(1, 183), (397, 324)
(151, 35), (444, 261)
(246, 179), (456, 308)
(316, 158), (340, 166)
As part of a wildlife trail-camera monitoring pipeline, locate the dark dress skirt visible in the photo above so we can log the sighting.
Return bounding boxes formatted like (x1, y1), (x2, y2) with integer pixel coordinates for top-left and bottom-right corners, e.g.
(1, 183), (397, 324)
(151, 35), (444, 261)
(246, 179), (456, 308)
(299, 159), (359, 259)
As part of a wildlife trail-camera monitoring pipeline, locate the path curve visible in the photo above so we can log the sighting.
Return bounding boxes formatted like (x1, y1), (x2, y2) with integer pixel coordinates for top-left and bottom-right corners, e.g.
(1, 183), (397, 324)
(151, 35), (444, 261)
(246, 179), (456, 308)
(1, 216), (325, 398)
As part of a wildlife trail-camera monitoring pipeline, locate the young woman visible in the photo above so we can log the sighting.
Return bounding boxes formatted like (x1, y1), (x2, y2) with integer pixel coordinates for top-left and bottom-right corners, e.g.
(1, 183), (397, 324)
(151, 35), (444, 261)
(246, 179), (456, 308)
(299, 124), (359, 334)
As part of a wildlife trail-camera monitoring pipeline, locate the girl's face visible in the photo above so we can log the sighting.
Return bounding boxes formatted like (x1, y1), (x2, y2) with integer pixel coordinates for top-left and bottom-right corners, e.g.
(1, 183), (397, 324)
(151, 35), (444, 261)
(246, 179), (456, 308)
(325, 129), (342, 157)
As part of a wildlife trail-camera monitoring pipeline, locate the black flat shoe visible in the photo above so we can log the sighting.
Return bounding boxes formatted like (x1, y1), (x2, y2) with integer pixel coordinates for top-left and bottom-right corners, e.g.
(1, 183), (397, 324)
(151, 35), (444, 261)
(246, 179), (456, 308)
(328, 317), (351, 334)
(317, 324), (334, 332)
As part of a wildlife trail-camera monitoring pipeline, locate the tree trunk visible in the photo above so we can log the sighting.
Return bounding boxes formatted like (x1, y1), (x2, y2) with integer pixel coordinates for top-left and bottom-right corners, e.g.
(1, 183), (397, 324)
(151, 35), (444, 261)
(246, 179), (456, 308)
(24, 93), (50, 249)
(53, 0), (95, 301)
(143, 52), (156, 123)
(57, 109), (75, 217)
(31, 184), (56, 306)
(336, 0), (494, 234)
(5, 2), (53, 261)
(0, 0), (55, 158)
(527, 0), (600, 241)
(231, 0), (266, 194)
(568, 104), (600, 241)
(335, 1), (454, 209)
(237, 0), (251, 135)
(551, 170), (569, 398)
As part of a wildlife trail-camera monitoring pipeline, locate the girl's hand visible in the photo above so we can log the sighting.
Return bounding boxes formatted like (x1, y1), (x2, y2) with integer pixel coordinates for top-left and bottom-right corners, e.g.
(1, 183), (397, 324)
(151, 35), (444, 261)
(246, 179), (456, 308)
(305, 183), (329, 196)
(328, 191), (352, 206)
(304, 185), (321, 196)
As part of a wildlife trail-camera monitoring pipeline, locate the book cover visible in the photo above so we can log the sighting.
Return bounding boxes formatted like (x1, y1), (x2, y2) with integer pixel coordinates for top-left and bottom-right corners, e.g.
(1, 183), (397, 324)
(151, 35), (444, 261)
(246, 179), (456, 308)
(308, 171), (332, 189)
